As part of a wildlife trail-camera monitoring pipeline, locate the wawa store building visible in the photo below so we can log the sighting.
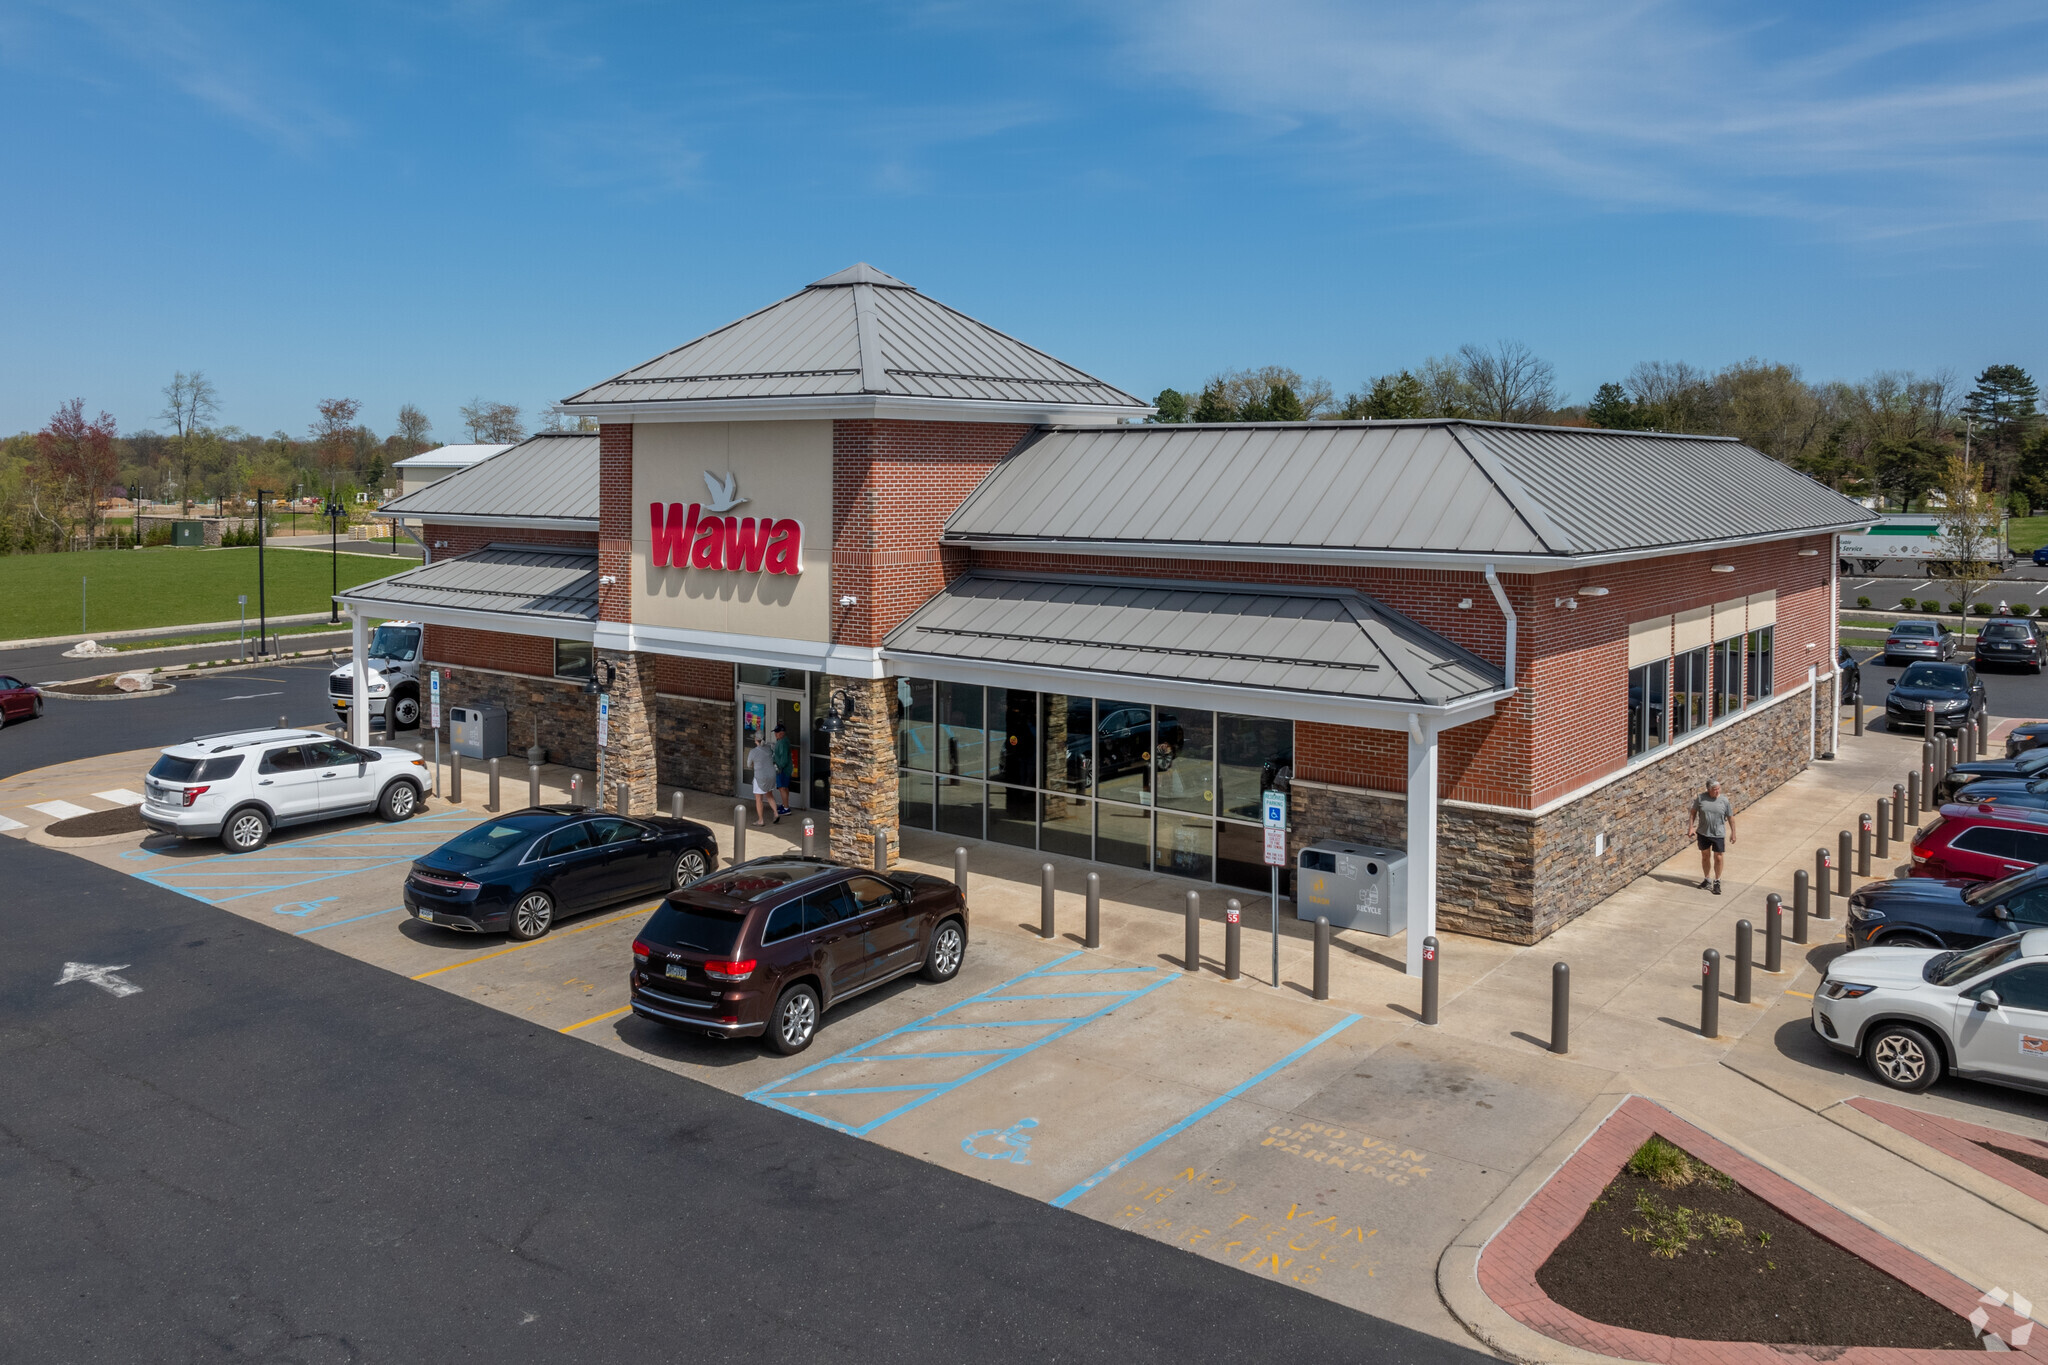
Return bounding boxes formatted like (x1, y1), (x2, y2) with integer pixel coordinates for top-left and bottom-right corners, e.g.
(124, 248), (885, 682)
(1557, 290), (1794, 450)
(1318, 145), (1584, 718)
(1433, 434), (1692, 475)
(343, 264), (1866, 959)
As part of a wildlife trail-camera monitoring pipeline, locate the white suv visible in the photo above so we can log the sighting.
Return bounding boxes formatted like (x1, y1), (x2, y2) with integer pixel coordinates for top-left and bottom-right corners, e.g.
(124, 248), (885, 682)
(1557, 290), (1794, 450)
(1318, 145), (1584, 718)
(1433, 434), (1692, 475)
(141, 728), (431, 853)
(1813, 928), (2048, 1095)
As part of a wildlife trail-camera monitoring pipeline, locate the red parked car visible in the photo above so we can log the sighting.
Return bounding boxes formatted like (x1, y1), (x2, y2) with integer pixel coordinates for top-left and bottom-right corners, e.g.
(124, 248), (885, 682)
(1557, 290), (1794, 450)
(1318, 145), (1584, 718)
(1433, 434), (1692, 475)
(1908, 803), (2048, 881)
(0, 675), (41, 725)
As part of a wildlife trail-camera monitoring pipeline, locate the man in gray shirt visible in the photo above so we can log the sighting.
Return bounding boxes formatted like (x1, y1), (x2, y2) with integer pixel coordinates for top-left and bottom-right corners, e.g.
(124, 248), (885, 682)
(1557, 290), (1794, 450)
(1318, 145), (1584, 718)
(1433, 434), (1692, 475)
(1688, 779), (1736, 895)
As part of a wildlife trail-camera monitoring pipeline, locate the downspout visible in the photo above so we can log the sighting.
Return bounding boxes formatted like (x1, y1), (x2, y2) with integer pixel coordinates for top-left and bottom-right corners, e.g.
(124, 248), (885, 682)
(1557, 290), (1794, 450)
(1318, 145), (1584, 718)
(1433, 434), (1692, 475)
(1483, 563), (1516, 689)
(384, 515), (429, 564)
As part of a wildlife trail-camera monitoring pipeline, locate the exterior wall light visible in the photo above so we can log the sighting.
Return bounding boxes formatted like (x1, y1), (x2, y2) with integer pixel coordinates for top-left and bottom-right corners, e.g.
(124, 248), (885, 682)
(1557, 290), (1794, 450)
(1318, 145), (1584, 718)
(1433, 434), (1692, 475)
(1797, 549), (1819, 556)
(1578, 586), (1609, 596)
(1457, 598), (1473, 609)
(1554, 596), (1578, 610)
(1710, 564), (1736, 573)
(598, 574), (617, 585)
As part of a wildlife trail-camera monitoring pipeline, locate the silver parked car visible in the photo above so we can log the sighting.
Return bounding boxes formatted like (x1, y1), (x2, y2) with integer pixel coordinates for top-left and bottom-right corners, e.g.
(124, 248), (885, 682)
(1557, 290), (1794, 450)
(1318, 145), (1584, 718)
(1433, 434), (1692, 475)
(1882, 618), (1957, 666)
(1812, 928), (2048, 1094)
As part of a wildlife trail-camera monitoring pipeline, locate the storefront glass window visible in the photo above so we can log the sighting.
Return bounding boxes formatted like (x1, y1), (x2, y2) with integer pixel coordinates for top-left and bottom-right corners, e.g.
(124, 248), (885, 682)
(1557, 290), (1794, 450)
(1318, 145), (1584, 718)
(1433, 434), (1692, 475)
(808, 673), (832, 811)
(1745, 627), (1774, 701)
(553, 640), (592, 681)
(1040, 792), (1091, 859)
(1672, 646), (1708, 738)
(1094, 700), (1153, 805)
(988, 784), (1037, 849)
(937, 682), (985, 778)
(896, 678), (934, 770)
(1712, 637), (1743, 719)
(1218, 714), (1292, 821)
(987, 687), (1038, 788)
(898, 768), (934, 830)
(1153, 709), (1212, 814)
(1216, 821), (1272, 891)
(737, 664), (803, 688)
(1155, 811), (1214, 881)
(1628, 659), (1668, 759)
(1043, 695), (1091, 795)
(937, 775), (984, 840)
(1096, 801), (1150, 869)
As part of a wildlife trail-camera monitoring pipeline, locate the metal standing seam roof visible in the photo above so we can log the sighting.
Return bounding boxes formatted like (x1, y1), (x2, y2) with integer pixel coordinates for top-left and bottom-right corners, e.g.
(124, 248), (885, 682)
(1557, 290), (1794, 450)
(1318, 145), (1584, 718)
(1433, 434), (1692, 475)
(339, 544), (599, 622)
(560, 264), (1146, 411)
(942, 421), (1870, 560)
(378, 432), (598, 524)
(883, 574), (1504, 706)
(390, 443), (515, 470)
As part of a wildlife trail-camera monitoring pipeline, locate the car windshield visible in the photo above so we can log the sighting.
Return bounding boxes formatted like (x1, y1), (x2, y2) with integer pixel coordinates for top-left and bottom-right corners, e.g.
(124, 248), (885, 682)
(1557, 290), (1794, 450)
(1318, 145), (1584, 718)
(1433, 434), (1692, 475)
(642, 901), (745, 955)
(1893, 623), (1937, 637)
(693, 861), (827, 901)
(2019, 750), (2048, 775)
(1984, 622), (2033, 640)
(441, 817), (552, 860)
(368, 625), (421, 661)
(1964, 869), (2037, 905)
(1898, 663), (1964, 688)
(1926, 935), (2028, 987)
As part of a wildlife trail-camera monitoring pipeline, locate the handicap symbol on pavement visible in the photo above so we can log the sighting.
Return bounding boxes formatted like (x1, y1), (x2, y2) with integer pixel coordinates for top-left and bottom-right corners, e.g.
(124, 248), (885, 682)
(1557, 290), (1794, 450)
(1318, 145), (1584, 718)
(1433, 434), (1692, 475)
(962, 1118), (1038, 1165)
(272, 896), (340, 918)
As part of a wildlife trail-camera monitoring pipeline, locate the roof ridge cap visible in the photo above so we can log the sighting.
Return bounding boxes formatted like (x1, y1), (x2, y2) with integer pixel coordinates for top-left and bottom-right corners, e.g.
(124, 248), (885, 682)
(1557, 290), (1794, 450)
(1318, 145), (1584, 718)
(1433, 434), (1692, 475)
(1447, 423), (1576, 556)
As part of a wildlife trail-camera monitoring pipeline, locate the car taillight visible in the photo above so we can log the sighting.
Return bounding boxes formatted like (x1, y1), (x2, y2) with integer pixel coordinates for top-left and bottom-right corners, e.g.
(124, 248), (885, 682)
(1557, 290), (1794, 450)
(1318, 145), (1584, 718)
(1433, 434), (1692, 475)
(632, 938), (654, 964)
(181, 785), (210, 807)
(704, 959), (756, 982)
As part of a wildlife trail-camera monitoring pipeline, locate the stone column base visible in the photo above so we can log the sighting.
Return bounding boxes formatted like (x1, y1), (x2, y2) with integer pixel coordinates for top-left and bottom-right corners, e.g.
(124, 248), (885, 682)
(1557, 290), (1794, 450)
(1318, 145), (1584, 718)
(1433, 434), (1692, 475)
(595, 649), (658, 816)
(827, 675), (897, 868)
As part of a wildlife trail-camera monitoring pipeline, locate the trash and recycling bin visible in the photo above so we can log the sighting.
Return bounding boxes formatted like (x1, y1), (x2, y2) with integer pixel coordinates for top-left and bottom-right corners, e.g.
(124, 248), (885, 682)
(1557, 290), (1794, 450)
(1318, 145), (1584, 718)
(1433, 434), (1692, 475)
(449, 704), (508, 760)
(1295, 839), (1407, 936)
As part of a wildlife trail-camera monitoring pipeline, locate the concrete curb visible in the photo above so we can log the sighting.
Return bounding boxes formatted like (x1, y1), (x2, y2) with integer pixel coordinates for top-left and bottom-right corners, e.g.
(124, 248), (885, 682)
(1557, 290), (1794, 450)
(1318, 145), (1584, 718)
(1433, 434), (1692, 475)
(0, 611), (333, 653)
(41, 682), (178, 701)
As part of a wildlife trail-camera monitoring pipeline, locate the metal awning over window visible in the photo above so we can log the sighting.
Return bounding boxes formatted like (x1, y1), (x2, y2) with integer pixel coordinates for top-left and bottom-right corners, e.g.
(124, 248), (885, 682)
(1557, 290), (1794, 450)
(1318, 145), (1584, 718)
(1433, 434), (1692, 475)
(335, 544), (598, 641)
(881, 573), (1506, 729)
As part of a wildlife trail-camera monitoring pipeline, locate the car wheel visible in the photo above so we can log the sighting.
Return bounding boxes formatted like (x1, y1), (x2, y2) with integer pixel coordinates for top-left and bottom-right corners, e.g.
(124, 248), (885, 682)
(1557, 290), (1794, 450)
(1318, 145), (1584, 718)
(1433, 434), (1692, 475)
(671, 848), (710, 889)
(1876, 931), (1942, 950)
(508, 890), (555, 940)
(222, 807), (270, 854)
(768, 983), (820, 1055)
(390, 690), (421, 730)
(378, 780), (420, 822)
(923, 918), (965, 982)
(1865, 1022), (1943, 1093)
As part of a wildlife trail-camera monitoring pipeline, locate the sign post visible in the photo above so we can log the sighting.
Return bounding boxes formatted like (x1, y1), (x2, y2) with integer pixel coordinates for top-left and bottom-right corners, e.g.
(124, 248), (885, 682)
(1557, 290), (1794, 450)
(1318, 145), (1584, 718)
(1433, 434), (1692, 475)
(237, 594), (247, 663)
(1263, 789), (1287, 988)
(597, 692), (610, 750)
(429, 669), (442, 794)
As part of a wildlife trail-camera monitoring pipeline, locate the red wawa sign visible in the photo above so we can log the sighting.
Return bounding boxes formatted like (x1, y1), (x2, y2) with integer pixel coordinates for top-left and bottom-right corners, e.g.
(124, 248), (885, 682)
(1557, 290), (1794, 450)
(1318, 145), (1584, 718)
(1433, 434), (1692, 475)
(648, 472), (803, 575)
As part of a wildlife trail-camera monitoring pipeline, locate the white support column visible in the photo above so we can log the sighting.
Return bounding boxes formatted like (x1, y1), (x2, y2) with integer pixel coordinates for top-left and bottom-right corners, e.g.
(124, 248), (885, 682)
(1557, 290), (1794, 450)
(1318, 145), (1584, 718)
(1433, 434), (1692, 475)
(1404, 716), (1440, 979)
(349, 609), (370, 746)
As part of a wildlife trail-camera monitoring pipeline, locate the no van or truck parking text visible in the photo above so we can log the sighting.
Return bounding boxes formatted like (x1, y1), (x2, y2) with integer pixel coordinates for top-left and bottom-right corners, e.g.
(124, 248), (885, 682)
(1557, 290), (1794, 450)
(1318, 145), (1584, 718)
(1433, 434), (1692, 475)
(1117, 1169), (1380, 1287)
(1261, 1121), (1432, 1183)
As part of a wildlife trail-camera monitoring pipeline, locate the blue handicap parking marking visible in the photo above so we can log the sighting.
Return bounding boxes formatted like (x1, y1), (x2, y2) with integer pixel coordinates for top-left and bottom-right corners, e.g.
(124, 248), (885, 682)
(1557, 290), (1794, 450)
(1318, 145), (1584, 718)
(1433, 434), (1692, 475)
(745, 953), (1176, 1139)
(129, 809), (477, 906)
(271, 896), (340, 918)
(962, 1118), (1037, 1165)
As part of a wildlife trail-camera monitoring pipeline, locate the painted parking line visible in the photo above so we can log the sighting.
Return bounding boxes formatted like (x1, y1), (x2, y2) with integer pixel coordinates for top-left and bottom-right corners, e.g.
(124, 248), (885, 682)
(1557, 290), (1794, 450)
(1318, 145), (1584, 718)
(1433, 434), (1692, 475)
(410, 903), (652, 980)
(1785, 989), (1814, 999)
(746, 953), (1176, 1139)
(30, 800), (93, 820)
(0, 814), (24, 833)
(133, 809), (477, 905)
(1050, 1011), (1365, 1208)
(93, 789), (146, 806)
(297, 906), (405, 935)
(560, 1005), (632, 1033)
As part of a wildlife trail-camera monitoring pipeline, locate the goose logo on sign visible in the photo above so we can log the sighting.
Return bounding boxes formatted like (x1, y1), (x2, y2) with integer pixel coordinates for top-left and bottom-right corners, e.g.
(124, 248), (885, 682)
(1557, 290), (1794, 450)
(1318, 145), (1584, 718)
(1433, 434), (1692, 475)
(650, 471), (804, 576)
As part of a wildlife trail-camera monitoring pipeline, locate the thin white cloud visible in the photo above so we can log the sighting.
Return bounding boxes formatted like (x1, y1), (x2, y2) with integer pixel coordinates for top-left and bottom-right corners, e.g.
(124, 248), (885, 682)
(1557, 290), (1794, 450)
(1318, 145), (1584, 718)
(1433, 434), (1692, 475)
(1108, 0), (2048, 232)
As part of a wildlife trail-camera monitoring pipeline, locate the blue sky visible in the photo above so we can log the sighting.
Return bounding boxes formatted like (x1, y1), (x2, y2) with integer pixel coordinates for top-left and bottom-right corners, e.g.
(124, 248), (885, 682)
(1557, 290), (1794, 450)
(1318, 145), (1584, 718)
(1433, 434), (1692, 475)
(4, 1), (2044, 439)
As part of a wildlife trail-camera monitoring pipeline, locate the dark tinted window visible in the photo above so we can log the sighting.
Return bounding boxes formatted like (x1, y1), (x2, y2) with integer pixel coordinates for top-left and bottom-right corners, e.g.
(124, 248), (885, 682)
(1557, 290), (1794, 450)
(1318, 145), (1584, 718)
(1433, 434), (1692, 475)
(1894, 622), (1937, 636)
(1899, 664), (1966, 688)
(540, 823), (593, 856)
(696, 862), (826, 901)
(0, 677), (22, 689)
(1985, 622), (2035, 641)
(1954, 827), (2032, 860)
(307, 740), (360, 766)
(643, 902), (745, 956)
(149, 754), (201, 782)
(805, 885), (857, 929)
(1982, 964), (2048, 1011)
(587, 817), (643, 847)
(261, 746), (307, 773)
(844, 876), (897, 913)
(762, 900), (807, 944)
(196, 755), (245, 781)
(445, 818), (549, 860)
(2002, 888), (2048, 925)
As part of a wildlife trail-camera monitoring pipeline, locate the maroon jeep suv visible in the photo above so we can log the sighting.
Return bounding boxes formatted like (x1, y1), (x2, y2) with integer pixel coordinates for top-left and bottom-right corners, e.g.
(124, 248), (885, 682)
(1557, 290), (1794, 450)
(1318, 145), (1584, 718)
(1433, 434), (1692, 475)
(629, 857), (968, 1054)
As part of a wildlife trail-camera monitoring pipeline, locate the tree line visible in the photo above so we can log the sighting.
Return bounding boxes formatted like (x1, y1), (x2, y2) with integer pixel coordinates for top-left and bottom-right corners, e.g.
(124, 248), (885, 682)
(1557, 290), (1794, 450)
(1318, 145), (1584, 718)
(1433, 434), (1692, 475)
(0, 375), (589, 555)
(1153, 352), (2043, 516)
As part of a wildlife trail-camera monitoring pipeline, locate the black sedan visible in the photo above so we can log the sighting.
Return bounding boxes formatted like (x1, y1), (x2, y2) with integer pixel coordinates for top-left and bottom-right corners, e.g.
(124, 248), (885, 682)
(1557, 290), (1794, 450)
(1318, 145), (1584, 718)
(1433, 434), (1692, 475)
(2008, 720), (2048, 757)
(1935, 746), (2048, 803)
(1845, 864), (2048, 950)
(405, 806), (720, 940)
(1929, 776), (2048, 815)
(1884, 661), (1987, 734)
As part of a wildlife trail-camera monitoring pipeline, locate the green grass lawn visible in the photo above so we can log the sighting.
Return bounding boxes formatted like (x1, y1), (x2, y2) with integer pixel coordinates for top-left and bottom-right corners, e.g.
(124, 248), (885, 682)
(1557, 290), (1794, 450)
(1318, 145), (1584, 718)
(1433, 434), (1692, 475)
(0, 546), (408, 640)
(2008, 516), (2048, 555)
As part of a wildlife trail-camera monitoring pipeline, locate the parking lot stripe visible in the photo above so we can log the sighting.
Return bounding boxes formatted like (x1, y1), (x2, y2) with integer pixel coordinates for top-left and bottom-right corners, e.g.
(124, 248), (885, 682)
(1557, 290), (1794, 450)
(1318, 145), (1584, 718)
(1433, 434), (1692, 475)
(410, 904), (651, 980)
(1785, 989), (1814, 998)
(0, 815), (24, 833)
(559, 1005), (632, 1034)
(1048, 1012), (1365, 1210)
(93, 789), (146, 806)
(29, 801), (93, 820)
(296, 906), (405, 935)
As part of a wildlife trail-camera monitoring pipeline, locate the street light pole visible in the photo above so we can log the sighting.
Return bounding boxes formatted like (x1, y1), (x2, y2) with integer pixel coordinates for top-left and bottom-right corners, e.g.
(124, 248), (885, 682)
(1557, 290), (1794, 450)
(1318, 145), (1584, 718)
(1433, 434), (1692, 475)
(328, 497), (340, 624)
(254, 488), (268, 654)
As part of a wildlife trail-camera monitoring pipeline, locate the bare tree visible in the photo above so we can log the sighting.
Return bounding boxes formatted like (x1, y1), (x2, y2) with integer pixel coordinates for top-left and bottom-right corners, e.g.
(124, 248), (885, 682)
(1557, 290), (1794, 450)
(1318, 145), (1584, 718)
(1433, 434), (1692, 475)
(1932, 446), (2005, 637)
(1208, 366), (1334, 419)
(1417, 354), (1474, 417)
(395, 404), (433, 456)
(460, 398), (525, 443)
(538, 408), (599, 433)
(1458, 341), (1558, 423)
(160, 370), (219, 513)
(310, 398), (362, 496)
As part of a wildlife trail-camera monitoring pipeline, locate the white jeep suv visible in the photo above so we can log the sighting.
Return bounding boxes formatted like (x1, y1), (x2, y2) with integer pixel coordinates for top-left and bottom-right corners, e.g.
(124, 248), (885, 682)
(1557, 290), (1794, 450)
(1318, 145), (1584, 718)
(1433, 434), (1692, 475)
(1814, 928), (2048, 1095)
(141, 728), (431, 853)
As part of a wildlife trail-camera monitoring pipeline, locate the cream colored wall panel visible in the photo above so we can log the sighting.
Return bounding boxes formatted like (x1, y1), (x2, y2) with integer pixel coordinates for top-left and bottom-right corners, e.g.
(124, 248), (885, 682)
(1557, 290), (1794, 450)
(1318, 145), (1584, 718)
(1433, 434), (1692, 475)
(1747, 589), (1777, 629)
(1628, 615), (1673, 668)
(1675, 605), (1711, 652)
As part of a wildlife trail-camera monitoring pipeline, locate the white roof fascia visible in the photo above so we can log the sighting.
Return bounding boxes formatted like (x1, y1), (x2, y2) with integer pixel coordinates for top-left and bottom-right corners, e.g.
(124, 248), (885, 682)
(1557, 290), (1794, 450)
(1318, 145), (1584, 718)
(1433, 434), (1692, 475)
(329, 594), (595, 643)
(374, 511), (598, 533)
(878, 649), (1507, 731)
(561, 394), (1150, 424)
(941, 523), (1865, 570)
(592, 621), (885, 679)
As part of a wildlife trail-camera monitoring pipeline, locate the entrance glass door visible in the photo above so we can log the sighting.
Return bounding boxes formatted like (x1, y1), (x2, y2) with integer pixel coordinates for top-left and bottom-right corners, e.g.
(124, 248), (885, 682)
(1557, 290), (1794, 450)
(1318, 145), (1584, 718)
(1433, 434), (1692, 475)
(737, 688), (808, 808)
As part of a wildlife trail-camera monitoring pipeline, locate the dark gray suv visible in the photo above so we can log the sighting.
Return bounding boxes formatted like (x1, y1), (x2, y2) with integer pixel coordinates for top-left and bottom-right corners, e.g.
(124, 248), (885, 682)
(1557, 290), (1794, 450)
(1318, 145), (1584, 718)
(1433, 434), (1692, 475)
(1975, 617), (2045, 673)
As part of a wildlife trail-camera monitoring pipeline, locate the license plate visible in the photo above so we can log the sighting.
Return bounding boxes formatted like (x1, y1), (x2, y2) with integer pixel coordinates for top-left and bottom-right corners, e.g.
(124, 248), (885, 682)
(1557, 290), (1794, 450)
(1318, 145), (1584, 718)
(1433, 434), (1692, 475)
(665, 962), (689, 979)
(418, 910), (432, 922)
(335, 701), (349, 709)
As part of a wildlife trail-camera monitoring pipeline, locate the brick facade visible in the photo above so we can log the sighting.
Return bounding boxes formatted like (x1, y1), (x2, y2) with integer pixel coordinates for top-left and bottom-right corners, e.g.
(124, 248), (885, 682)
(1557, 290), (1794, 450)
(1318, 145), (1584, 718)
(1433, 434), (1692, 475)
(421, 523), (598, 559)
(598, 422), (633, 625)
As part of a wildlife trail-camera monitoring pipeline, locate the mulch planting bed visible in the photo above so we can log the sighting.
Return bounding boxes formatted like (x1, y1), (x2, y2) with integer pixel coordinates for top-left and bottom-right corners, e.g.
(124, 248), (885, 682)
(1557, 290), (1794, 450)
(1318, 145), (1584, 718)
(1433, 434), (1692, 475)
(43, 678), (162, 697)
(44, 806), (147, 837)
(1536, 1137), (1979, 1350)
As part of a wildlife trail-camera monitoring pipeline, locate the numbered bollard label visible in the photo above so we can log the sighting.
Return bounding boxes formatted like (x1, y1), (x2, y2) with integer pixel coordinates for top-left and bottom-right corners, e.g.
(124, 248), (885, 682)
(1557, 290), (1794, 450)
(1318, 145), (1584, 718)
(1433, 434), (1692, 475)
(1424, 945), (1435, 961)
(1226, 904), (1240, 924)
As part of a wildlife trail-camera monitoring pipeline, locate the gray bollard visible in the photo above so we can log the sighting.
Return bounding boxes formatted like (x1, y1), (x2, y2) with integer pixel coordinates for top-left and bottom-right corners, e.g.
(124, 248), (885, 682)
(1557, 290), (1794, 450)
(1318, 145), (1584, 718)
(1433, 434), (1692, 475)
(569, 773), (582, 807)
(1225, 900), (1242, 980)
(802, 817), (817, 858)
(1734, 919), (1753, 1005)
(1550, 961), (1570, 1055)
(1857, 814), (1872, 876)
(1978, 719), (1989, 757)
(449, 753), (462, 804)
(1765, 893), (1783, 973)
(1792, 869), (1810, 944)
(1085, 874), (1102, 950)
(1876, 799), (1890, 859)
(528, 761), (541, 810)
(1853, 695), (1863, 736)
(1184, 891), (1201, 972)
(733, 805), (747, 866)
(488, 757), (500, 812)
(1891, 784), (1905, 842)
(954, 846), (967, 894)
(1041, 863), (1056, 939)
(1837, 830), (1852, 894)
(1817, 849), (1833, 920)
(871, 825), (889, 874)
(1700, 949), (1721, 1038)
(615, 779), (628, 816)
(1421, 935), (1440, 1025)
(1924, 702), (1936, 749)
(672, 790), (684, 821)
(1313, 916), (1330, 1001)
(1907, 770), (1921, 824)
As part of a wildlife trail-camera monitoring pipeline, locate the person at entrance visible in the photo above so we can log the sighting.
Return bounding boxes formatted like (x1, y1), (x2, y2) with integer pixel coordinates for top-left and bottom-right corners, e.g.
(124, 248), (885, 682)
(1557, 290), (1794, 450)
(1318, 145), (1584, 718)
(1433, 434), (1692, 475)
(772, 723), (792, 818)
(1688, 778), (1735, 895)
(748, 735), (780, 826)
